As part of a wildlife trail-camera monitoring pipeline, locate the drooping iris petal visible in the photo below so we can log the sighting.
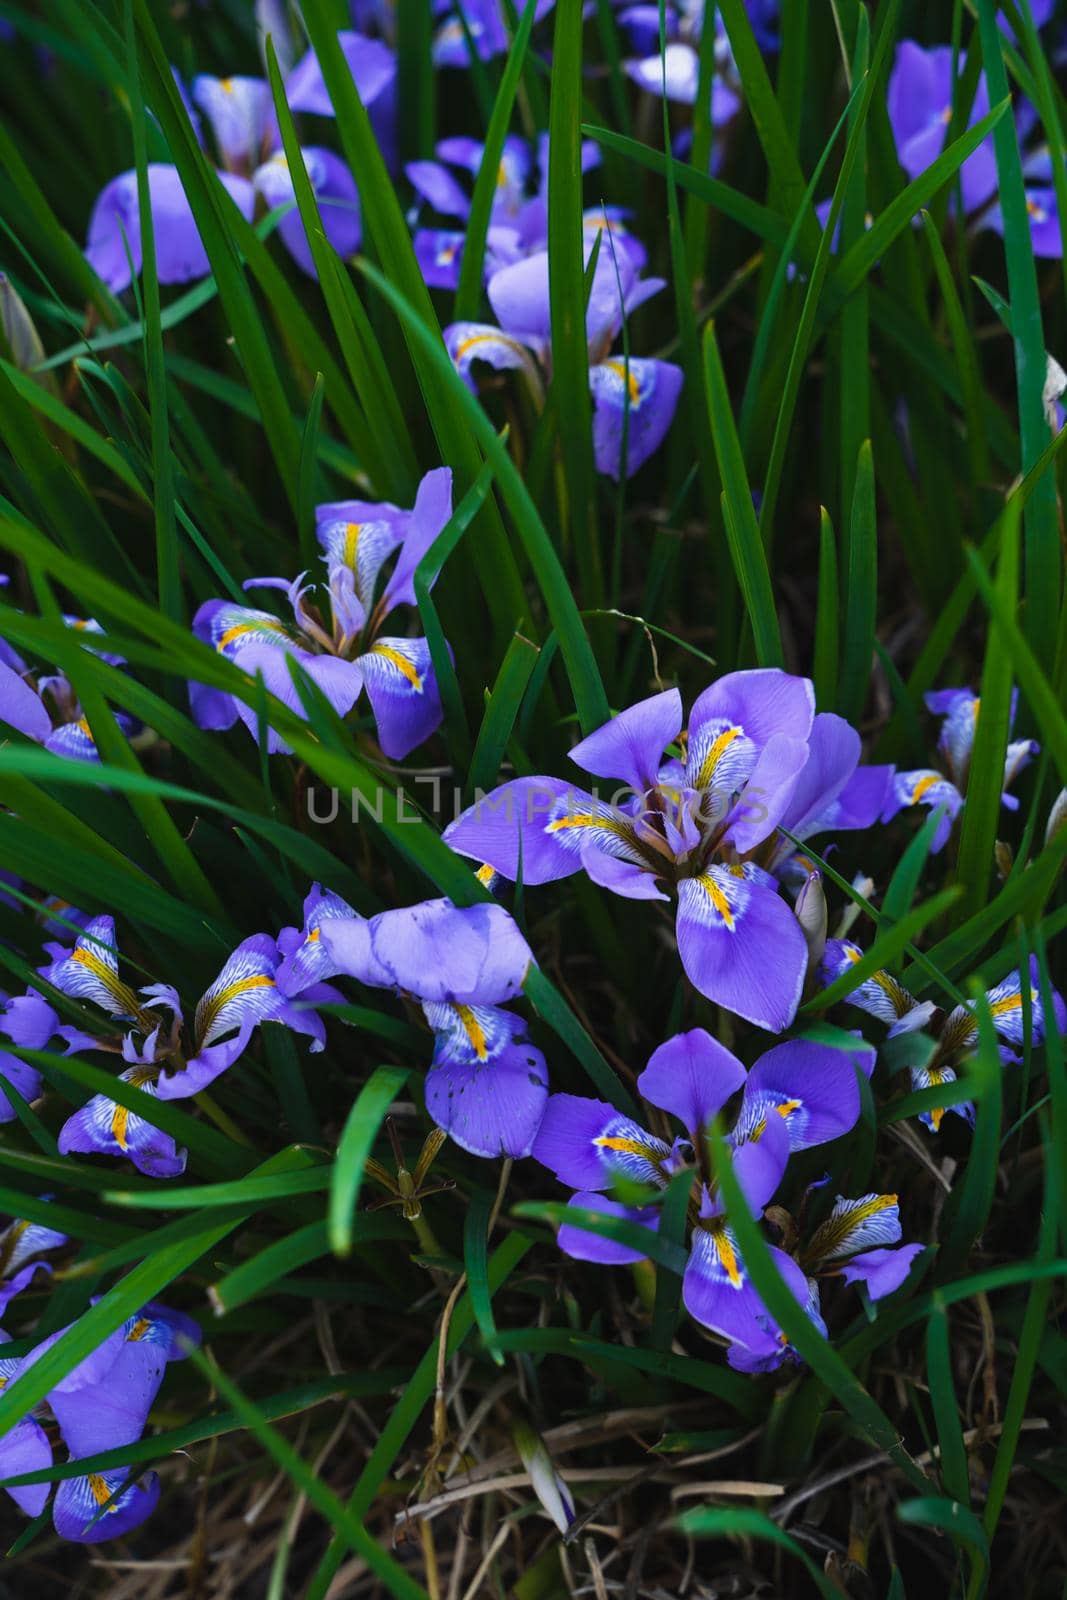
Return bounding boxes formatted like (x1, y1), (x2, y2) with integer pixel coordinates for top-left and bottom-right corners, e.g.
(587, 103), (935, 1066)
(322, 898), (533, 1006)
(637, 1027), (746, 1135)
(0, 659), (51, 743)
(414, 228), (467, 287)
(422, 1001), (548, 1158)
(444, 320), (541, 388)
(880, 769), (963, 851)
(0, 1416), (52, 1518)
(839, 1243), (925, 1300)
(193, 934), (283, 1050)
(805, 1193), (903, 1264)
(275, 884), (359, 997)
(41, 915), (140, 1019)
(0, 990), (59, 1121)
(58, 1065), (187, 1179)
(735, 1037), (869, 1152)
(252, 147), (361, 277)
(232, 642), (364, 752)
(557, 1190), (660, 1265)
(910, 1063), (974, 1133)
(985, 956), (1067, 1048)
(817, 938), (917, 1024)
(568, 688), (682, 794)
(406, 157), (473, 218)
(531, 1094), (670, 1191)
(85, 165), (255, 293)
(579, 844), (667, 900)
(0, 1212), (68, 1277)
(192, 74), (275, 167)
(675, 870), (807, 1032)
(445, 777), (614, 885)
(53, 1470), (161, 1544)
(683, 1226), (804, 1349)
(589, 356), (684, 479)
(358, 635), (443, 759)
(813, 761), (895, 833)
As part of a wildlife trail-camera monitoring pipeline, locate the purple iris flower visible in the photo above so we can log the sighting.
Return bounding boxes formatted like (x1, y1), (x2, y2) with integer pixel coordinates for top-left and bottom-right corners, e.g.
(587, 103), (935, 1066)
(619, 0), (747, 130)
(445, 240), (682, 479)
(189, 468), (452, 761)
(0, 1211), (68, 1320)
(192, 72), (362, 278)
(0, 640), (134, 762)
(432, 0), (556, 66)
(0, 989), (59, 1123)
(801, 1192), (923, 1302)
(408, 133), (646, 290)
(819, 943), (1066, 1132)
(887, 42), (1062, 258)
(0, 1300), (197, 1542)
(279, 893), (548, 1158)
(533, 1026), (870, 1362)
(285, 30), (398, 169)
(881, 686), (1038, 852)
(41, 916), (324, 1171)
(444, 672), (889, 1031)
(85, 163), (256, 294)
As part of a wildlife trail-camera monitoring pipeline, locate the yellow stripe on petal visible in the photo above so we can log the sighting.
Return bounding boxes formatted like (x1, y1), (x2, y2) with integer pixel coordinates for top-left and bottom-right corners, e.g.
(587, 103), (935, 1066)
(342, 521), (362, 569)
(369, 644), (423, 692)
(70, 947), (140, 1013)
(710, 1222), (743, 1288)
(197, 974), (275, 1040)
(602, 358), (642, 409)
(695, 873), (735, 931)
(695, 724), (741, 790)
(217, 619), (289, 651)
(911, 773), (940, 805)
(88, 1473), (115, 1509)
(990, 989), (1033, 1018)
(594, 1134), (659, 1159)
(453, 1004), (489, 1062)
(127, 1317), (151, 1343)
(776, 1099), (802, 1120)
(111, 1103), (129, 1151)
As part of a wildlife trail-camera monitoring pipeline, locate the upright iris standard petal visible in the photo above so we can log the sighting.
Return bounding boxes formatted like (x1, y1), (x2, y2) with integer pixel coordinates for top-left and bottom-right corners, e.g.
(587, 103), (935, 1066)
(676, 870), (808, 1032)
(568, 688), (682, 794)
(557, 1190), (660, 1265)
(379, 468), (454, 612)
(637, 1027), (747, 1135)
(423, 1000), (548, 1158)
(688, 670), (816, 761)
(358, 635), (442, 759)
(589, 356), (684, 479)
(192, 74), (275, 166)
(734, 1038), (869, 1152)
(285, 31), (397, 119)
(275, 884), (359, 997)
(532, 1094), (671, 1191)
(887, 42), (998, 213)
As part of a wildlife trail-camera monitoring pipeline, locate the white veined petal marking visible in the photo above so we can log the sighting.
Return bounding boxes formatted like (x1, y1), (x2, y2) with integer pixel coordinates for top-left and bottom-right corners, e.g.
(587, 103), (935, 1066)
(365, 640), (424, 693)
(319, 518), (400, 613)
(66, 944), (142, 1018)
(805, 1193), (901, 1265)
(592, 1116), (671, 1186)
(544, 794), (645, 864)
(687, 866), (752, 934)
(686, 717), (758, 797)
